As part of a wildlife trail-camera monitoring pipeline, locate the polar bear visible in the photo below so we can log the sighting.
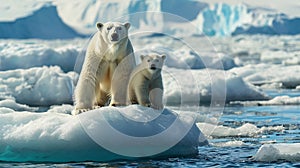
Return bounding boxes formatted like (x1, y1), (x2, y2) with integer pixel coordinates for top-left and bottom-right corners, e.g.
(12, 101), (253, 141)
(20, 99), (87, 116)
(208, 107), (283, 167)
(128, 54), (166, 110)
(73, 22), (136, 115)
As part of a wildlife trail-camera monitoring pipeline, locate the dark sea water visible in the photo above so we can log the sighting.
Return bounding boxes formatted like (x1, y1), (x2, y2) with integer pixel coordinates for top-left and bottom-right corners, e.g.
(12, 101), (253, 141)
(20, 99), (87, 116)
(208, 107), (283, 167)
(0, 90), (299, 168)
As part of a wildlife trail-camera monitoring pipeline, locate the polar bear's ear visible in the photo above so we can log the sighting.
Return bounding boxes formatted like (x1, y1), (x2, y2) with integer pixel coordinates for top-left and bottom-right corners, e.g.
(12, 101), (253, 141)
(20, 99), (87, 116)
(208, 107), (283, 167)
(124, 22), (131, 30)
(96, 22), (104, 31)
(140, 55), (145, 61)
(161, 54), (166, 60)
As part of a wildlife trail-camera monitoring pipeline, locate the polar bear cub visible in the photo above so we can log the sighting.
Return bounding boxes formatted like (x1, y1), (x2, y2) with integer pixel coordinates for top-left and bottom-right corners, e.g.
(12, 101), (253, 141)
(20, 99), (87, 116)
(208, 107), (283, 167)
(128, 54), (166, 109)
(73, 22), (136, 115)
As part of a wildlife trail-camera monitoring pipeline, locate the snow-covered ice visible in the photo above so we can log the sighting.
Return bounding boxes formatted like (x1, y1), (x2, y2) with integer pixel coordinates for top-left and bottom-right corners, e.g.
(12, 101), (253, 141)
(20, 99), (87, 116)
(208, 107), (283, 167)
(0, 65), (268, 107)
(253, 143), (300, 162)
(0, 41), (81, 71)
(231, 95), (300, 106)
(0, 66), (77, 106)
(196, 122), (284, 138)
(163, 67), (268, 105)
(211, 140), (246, 147)
(0, 105), (204, 162)
(230, 64), (300, 89)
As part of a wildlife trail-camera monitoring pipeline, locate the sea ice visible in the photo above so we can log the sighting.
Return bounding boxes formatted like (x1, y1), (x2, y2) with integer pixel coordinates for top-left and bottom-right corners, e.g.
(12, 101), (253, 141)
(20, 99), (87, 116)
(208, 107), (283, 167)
(253, 143), (300, 162)
(0, 105), (204, 162)
(0, 66), (77, 106)
(196, 122), (284, 138)
(231, 95), (300, 106)
(0, 41), (81, 71)
(0, 64), (267, 107)
(230, 64), (300, 89)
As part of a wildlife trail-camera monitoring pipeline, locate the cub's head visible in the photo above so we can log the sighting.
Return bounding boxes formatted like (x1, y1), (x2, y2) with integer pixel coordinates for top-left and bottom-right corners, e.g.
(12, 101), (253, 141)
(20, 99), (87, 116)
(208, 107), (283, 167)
(140, 54), (166, 73)
(96, 22), (130, 44)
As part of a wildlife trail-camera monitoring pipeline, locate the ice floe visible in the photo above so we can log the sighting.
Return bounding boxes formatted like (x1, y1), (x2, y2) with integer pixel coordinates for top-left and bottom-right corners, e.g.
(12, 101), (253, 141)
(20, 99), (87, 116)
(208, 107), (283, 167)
(253, 143), (300, 162)
(0, 105), (204, 162)
(196, 122), (284, 138)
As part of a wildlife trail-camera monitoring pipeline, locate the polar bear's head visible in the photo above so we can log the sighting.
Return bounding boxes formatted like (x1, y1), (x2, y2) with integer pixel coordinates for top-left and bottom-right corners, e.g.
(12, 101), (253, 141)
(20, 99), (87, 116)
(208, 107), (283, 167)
(140, 54), (166, 73)
(96, 22), (130, 44)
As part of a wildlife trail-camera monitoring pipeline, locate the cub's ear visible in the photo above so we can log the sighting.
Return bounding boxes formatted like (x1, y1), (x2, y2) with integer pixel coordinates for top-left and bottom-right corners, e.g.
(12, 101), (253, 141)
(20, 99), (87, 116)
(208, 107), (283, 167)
(161, 54), (166, 60)
(124, 22), (131, 30)
(140, 55), (145, 61)
(96, 22), (104, 31)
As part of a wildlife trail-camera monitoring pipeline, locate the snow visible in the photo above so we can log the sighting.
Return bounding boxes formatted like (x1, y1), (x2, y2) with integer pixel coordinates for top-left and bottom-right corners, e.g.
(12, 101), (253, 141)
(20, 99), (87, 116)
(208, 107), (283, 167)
(136, 43), (237, 70)
(0, 105), (204, 162)
(163, 67), (268, 105)
(0, 39), (237, 72)
(230, 64), (300, 89)
(0, 99), (38, 112)
(231, 96), (300, 106)
(253, 143), (300, 162)
(196, 122), (284, 138)
(0, 66), (77, 106)
(0, 65), (267, 107)
(212, 140), (245, 147)
(0, 41), (81, 71)
(0, 0), (49, 22)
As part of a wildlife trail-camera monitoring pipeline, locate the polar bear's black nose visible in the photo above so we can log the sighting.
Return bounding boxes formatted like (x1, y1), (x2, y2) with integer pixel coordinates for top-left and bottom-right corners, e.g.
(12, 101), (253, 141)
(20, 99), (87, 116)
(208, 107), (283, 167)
(150, 64), (157, 70)
(111, 33), (119, 41)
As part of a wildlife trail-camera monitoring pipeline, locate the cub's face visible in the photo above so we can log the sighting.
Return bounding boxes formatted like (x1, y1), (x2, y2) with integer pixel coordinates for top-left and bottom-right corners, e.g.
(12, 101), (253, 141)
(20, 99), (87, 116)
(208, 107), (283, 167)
(96, 22), (130, 44)
(140, 54), (166, 73)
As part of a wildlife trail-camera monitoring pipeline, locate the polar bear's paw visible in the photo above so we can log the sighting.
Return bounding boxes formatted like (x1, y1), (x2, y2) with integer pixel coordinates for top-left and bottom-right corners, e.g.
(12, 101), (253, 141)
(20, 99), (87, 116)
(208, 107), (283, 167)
(150, 104), (164, 110)
(71, 108), (90, 115)
(92, 105), (101, 109)
(141, 103), (151, 108)
(109, 102), (126, 107)
(72, 106), (102, 115)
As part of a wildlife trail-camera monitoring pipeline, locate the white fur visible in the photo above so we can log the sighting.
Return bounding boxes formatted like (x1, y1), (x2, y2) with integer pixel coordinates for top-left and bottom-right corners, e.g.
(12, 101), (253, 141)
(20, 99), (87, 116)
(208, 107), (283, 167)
(73, 22), (136, 115)
(128, 54), (166, 110)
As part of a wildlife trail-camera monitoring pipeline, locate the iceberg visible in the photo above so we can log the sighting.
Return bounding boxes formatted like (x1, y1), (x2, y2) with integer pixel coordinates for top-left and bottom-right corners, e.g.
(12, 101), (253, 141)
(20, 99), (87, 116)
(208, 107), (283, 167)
(0, 3), (83, 39)
(1, 0), (300, 39)
(0, 105), (205, 162)
(195, 3), (300, 36)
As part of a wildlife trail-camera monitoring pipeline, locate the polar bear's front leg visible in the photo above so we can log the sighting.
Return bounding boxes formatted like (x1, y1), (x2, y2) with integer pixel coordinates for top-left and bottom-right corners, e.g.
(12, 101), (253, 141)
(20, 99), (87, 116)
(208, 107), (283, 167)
(149, 88), (164, 110)
(110, 55), (135, 106)
(110, 74), (128, 106)
(73, 56), (103, 114)
(95, 88), (109, 107)
(135, 85), (151, 107)
(74, 78), (95, 112)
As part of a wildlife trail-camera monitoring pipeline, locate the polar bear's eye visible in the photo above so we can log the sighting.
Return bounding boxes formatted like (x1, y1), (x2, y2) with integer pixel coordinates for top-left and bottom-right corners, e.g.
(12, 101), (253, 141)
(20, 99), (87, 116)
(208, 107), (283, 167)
(155, 59), (159, 62)
(147, 59), (151, 62)
(118, 27), (122, 30)
(107, 26), (112, 30)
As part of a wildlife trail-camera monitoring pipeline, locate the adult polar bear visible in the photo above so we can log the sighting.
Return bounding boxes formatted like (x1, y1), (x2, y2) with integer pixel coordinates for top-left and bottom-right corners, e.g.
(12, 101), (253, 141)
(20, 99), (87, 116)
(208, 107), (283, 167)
(73, 22), (136, 114)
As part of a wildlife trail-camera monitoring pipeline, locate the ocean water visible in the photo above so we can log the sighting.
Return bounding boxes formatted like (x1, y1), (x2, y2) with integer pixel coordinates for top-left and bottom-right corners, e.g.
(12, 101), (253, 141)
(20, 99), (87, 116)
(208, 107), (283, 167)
(0, 90), (299, 168)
